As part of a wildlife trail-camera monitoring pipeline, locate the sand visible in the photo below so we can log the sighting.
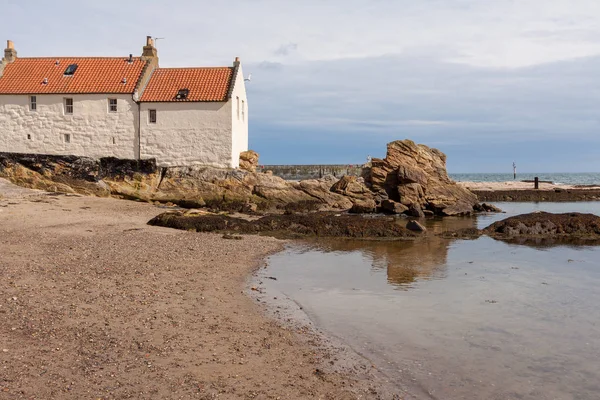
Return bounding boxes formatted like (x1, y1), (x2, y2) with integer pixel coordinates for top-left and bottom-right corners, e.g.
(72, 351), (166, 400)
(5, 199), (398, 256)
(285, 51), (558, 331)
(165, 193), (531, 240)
(0, 179), (396, 399)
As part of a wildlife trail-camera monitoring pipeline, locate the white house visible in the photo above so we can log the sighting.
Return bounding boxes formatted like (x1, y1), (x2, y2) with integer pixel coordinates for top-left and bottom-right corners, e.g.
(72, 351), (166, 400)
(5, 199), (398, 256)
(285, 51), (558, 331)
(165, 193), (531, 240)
(0, 37), (248, 168)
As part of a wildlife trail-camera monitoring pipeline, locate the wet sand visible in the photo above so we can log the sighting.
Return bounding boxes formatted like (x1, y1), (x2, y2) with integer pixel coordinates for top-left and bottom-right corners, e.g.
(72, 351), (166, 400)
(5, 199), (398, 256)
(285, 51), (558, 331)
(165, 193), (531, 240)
(0, 179), (394, 399)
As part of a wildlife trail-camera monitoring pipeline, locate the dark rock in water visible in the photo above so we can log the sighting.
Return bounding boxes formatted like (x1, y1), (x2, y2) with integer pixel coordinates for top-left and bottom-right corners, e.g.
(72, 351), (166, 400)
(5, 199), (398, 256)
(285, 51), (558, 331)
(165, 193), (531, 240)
(406, 220), (427, 232)
(423, 210), (435, 217)
(473, 203), (503, 213)
(406, 204), (425, 218)
(148, 211), (418, 239)
(379, 199), (408, 214)
(349, 199), (377, 214)
(484, 212), (600, 238)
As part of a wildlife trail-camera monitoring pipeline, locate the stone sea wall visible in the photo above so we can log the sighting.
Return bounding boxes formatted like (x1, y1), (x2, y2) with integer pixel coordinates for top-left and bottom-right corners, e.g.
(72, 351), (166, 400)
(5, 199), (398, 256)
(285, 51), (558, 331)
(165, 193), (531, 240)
(262, 164), (367, 180)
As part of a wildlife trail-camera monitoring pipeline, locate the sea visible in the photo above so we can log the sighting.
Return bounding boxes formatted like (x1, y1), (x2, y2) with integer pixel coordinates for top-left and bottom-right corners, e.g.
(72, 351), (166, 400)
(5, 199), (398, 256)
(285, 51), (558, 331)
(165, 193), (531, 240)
(257, 202), (600, 400)
(450, 172), (600, 185)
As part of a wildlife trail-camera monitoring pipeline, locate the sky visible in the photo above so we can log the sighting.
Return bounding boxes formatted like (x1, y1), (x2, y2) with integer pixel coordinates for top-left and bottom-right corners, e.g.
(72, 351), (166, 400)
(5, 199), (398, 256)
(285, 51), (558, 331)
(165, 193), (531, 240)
(3, 0), (600, 172)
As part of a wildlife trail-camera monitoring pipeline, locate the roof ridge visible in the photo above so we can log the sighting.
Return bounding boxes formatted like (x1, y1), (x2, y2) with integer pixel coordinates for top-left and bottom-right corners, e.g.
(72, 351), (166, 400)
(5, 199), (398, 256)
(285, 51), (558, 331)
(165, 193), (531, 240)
(16, 57), (143, 60)
(155, 66), (232, 70)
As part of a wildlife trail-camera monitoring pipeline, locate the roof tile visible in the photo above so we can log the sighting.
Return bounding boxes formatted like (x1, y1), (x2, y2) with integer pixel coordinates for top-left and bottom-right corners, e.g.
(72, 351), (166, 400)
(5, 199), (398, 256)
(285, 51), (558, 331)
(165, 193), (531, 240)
(0, 57), (146, 94)
(140, 67), (233, 102)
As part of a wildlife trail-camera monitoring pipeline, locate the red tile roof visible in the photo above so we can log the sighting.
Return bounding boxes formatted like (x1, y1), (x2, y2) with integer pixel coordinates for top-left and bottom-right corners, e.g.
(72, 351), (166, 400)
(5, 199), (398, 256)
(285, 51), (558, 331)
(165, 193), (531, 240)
(140, 67), (234, 102)
(0, 57), (147, 94)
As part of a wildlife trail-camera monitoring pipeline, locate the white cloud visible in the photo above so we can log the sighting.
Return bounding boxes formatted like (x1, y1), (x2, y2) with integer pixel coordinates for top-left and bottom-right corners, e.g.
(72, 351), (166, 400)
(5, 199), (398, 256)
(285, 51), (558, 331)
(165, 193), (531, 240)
(5, 0), (600, 68)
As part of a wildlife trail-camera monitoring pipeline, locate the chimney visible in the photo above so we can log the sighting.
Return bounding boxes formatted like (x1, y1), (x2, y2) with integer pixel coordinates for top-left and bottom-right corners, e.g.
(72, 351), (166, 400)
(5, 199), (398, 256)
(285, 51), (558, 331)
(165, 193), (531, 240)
(233, 56), (240, 67)
(142, 35), (157, 59)
(3, 40), (17, 63)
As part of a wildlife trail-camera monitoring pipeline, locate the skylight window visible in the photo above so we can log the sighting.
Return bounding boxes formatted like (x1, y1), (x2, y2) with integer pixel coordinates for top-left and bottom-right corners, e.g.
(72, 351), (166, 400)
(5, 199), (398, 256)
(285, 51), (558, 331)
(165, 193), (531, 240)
(64, 64), (78, 76)
(175, 89), (189, 100)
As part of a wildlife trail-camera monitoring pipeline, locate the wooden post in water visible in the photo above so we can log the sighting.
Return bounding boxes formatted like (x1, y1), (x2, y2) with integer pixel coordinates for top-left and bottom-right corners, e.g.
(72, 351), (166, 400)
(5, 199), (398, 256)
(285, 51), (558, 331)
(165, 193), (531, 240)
(534, 177), (539, 189)
(513, 162), (517, 180)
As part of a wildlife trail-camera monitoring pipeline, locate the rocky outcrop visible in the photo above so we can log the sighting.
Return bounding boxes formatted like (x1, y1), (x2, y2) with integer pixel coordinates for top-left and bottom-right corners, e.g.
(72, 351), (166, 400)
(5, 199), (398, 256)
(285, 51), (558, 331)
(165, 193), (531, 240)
(367, 140), (478, 216)
(0, 139), (485, 217)
(239, 150), (259, 172)
(0, 152), (370, 212)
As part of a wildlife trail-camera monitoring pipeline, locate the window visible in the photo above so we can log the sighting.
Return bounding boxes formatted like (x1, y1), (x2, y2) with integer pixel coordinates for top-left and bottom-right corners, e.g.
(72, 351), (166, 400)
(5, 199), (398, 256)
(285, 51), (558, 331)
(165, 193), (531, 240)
(64, 64), (78, 76)
(30, 96), (37, 111)
(236, 96), (240, 120)
(242, 100), (245, 121)
(65, 98), (73, 115)
(149, 109), (157, 124)
(63, 134), (71, 143)
(109, 98), (118, 112)
(176, 89), (189, 100)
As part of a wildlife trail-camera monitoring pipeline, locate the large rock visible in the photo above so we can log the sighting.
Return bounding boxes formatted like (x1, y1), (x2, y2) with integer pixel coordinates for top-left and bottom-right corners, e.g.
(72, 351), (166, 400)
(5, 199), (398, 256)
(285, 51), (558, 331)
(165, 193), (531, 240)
(366, 140), (478, 216)
(239, 150), (259, 172)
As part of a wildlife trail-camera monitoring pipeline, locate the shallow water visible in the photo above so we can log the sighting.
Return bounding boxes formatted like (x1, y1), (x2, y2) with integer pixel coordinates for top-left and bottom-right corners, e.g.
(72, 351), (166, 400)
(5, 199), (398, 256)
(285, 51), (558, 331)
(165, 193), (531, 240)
(259, 203), (600, 400)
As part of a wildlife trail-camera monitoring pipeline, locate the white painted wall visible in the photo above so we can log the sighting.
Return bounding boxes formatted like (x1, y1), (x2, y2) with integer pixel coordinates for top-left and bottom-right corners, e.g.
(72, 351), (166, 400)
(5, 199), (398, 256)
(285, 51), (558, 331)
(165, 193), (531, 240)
(0, 68), (249, 169)
(231, 64), (249, 168)
(0, 94), (138, 159)
(139, 101), (233, 168)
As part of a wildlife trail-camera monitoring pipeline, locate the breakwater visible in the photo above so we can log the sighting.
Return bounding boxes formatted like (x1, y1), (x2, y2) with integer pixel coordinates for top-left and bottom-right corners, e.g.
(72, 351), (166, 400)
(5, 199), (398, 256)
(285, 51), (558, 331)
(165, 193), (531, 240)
(261, 164), (367, 180)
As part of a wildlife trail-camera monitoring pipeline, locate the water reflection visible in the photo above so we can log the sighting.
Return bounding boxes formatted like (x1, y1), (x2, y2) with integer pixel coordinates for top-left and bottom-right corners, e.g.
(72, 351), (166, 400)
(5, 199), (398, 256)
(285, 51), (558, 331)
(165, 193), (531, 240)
(312, 238), (451, 287)
(262, 232), (600, 400)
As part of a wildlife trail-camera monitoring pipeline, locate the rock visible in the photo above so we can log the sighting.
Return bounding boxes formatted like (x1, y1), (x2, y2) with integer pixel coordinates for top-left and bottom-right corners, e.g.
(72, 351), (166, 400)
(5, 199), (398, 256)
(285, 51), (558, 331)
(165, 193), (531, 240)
(239, 150), (259, 172)
(331, 175), (372, 200)
(379, 199), (408, 214)
(484, 212), (600, 238)
(406, 220), (427, 232)
(292, 177), (353, 210)
(406, 204), (425, 218)
(481, 203), (502, 213)
(366, 140), (478, 216)
(149, 211), (418, 239)
(349, 199), (377, 214)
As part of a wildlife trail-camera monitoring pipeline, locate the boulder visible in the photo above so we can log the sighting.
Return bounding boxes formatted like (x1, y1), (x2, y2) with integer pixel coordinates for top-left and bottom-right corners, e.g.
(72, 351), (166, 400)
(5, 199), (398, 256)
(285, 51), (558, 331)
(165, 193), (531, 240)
(406, 220), (427, 232)
(379, 199), (408, 214)
(475, 203), (503, 213)
(349, 199), (377, 214)
(366, 140), (478, 216)
(331, 175), (371, 200)
(239, 150), (259, 172)
(406, 204), (425, 218)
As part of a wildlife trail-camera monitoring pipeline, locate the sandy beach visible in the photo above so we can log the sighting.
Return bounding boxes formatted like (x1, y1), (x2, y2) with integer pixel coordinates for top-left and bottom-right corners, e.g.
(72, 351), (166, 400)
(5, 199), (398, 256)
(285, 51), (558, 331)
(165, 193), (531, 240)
(0, 179), (393, 399)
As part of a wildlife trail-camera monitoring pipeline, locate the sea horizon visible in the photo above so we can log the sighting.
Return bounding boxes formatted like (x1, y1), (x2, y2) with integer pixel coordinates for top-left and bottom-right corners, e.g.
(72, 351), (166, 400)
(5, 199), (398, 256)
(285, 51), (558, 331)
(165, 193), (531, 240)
(449, 172), (600, 185)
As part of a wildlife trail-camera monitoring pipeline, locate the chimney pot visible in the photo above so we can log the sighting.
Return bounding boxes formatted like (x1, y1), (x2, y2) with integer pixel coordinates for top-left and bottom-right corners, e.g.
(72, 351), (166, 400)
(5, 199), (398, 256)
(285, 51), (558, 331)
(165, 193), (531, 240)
(142, 36), (158, 60)
(235, 57), (240, 62)
(7, 40), (14, 50)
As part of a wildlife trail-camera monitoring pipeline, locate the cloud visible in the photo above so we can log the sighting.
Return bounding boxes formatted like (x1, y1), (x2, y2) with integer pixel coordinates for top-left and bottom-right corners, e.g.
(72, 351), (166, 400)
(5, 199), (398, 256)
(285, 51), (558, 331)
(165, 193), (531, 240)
(4, 0), (600, 171)
(274, 43), (298, 57)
